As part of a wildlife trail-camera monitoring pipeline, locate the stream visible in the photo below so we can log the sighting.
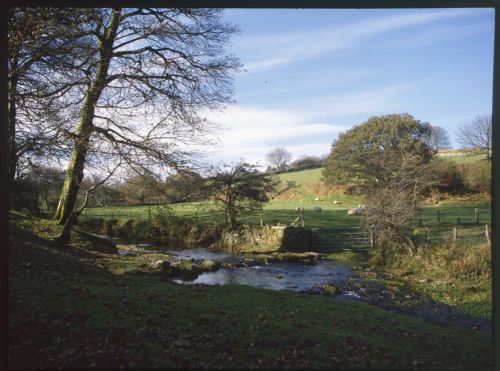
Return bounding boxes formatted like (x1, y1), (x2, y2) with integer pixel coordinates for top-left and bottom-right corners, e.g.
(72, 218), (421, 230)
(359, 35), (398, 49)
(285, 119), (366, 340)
(112, 240), (491, 334)
(169, 247), (356, 294)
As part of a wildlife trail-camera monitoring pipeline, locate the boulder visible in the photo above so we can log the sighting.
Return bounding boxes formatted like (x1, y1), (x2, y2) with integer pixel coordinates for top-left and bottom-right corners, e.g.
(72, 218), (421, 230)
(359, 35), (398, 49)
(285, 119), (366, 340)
(149, 260), (165, 270)
(200, 259), (220, 271)
(312, 206), (322, 212)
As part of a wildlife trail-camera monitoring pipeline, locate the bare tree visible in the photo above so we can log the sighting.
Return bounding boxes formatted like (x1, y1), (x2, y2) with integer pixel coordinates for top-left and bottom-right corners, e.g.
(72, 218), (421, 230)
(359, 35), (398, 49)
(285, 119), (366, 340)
(425, 126), (451, 151)
(266, 147), (292, 171)
(456, 115), (492, 159)
(50, 8), (241, 224)
(55, 162), (122, 246)
(363, 155), (442, 261)
(7, 8), (88, 198)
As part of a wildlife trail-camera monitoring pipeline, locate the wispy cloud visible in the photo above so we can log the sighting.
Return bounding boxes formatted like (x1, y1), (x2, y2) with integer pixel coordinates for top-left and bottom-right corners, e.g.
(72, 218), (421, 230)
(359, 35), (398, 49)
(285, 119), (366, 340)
(200, 105), (350, 166)
(236, 9), (491, 72)
(198, 79), (429, 165)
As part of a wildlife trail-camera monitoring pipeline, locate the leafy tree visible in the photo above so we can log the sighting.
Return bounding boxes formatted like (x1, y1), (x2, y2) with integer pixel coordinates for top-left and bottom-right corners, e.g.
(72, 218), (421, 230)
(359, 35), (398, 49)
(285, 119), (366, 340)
(121, 174), (166, 205)
(289, 155), (323, 170)
(322, 113), (435, 194)
(266, 147), (292, 171)
(208, 163), (278, 230)
(456, 115), (492, 160)
(50, 8), (240, 226)
(164, 170), (208, 204)
(323, 114), (436, 260)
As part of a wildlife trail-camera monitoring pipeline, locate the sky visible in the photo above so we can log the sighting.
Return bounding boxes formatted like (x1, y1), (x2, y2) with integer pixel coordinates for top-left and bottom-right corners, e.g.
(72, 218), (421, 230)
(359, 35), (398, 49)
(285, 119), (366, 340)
(200, 8), (495, 169)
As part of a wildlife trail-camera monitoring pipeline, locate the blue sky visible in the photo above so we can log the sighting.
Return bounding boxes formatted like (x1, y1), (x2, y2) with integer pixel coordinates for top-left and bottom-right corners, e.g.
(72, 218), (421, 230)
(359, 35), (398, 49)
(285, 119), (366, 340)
(202, 8), (495, 168)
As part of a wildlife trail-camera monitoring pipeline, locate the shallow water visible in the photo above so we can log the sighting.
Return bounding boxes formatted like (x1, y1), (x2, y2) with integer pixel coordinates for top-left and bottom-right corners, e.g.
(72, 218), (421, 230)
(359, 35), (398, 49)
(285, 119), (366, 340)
(170, 247), (354, 292)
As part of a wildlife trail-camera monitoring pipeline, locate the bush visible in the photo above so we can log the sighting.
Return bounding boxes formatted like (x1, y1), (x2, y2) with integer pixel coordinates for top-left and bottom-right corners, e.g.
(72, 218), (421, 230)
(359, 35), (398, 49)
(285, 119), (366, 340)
(10, 177), (40, 215)
(392, 242), (491, 281)
(428, 159), (464, 193)
(458, 160), (491, 193)
(76, 217), (105, 233)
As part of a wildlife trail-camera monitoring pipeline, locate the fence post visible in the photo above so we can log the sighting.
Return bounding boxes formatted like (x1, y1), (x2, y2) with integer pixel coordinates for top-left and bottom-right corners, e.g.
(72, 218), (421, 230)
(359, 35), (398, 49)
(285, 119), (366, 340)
(300, 207), (304, 227)
(111, 212), (114, 219)
(452, 227), (457, 244)
(419, 219), (422, 227)
(260, 209), (263, 227)
(474, 208), (479, 224)
(195, 211), (199, 223)
(457, 217), (460, 225)
(424, 229), (427, 243)
(485, 224), (491, 245)
(370, 224), (375, 249)
(436, 209), (440, 225)
(85, 210), (88, 218)
(148, 206), (151, 222)
(129, 212), (131, 220)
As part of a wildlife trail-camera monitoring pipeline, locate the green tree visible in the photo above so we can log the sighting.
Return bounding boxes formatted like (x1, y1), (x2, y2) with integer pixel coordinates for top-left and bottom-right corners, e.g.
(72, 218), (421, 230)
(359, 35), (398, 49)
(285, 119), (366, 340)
(323, 114), (436, 260)
(121, 174), (166, 205)
(289, 155), (323, 170)
(208, 163), (278, 230)
(322, 113), (435, 194)
(164, 170), (208, 204)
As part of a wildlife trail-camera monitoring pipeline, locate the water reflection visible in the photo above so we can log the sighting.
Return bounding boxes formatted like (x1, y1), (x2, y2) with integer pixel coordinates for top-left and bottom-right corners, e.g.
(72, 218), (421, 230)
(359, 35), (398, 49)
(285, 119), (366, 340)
(171, 248), (354, 292)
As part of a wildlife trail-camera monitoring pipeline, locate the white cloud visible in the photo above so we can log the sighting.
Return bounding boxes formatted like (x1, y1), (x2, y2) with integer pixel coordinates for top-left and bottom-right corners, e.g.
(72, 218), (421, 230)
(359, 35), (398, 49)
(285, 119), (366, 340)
(197, 79), (426, 165)
(199, 105), (349, 166)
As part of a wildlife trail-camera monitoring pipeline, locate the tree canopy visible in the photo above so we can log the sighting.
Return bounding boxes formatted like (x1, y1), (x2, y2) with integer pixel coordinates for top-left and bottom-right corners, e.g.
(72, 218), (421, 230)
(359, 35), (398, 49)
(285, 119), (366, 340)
(322, 113), (435, 194)
(208, 163), (278, 230)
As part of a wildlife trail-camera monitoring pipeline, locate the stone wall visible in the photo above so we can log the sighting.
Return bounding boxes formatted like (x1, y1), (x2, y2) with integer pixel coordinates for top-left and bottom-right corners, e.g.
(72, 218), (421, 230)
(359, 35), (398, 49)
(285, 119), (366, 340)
(279, 227), (313, 252)
(219, 225), (313, 253)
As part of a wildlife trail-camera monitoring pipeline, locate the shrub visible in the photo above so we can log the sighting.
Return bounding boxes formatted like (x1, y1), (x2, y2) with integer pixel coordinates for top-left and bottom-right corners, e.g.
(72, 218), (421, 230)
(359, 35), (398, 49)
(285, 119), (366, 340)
(76, 217), (105, 233)
(428, 159), (464, 193)
(458, 160), (491, 193)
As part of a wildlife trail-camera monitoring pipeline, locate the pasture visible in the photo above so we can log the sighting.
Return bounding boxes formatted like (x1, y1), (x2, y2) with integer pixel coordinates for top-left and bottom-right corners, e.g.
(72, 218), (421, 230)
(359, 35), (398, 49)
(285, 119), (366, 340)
(82, 165), (491, 246)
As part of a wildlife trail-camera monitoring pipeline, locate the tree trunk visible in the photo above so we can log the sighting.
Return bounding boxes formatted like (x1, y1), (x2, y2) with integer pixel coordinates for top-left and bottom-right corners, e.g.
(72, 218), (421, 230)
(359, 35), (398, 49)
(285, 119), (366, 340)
(53, 129), (92, 223)
(55, 212), (79, 246)
(229, 211), (237, 231)
(53, 9), (122, 224)
(8, 74), (18, 209)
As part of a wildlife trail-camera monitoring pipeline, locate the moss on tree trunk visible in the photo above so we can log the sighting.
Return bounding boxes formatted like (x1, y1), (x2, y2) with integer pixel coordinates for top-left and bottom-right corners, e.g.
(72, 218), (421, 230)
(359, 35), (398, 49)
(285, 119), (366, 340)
(54, 9), (121, 225)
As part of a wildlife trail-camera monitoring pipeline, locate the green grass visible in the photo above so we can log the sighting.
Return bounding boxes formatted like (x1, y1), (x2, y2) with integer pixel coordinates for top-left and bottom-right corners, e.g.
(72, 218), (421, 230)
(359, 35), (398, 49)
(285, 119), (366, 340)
(277, 167), (323, 184)
(8, 213), (493, 369)
(83, 199), (491, 238)
(438, 153), (488, 163)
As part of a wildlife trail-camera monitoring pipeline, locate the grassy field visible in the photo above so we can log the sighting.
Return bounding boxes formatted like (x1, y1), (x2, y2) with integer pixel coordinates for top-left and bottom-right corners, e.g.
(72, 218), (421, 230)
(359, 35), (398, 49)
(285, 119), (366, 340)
(277, 167), (323, 184)
(436, 148), (489, 163)
(82, 199), (491, 246)
(82, 164), (490, 247)
(8, 213), (493, 369)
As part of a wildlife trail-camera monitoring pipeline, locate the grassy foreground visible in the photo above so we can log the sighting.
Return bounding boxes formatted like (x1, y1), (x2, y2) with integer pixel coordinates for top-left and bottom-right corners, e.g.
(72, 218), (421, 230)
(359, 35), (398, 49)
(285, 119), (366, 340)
(9, 213), (492, 369)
